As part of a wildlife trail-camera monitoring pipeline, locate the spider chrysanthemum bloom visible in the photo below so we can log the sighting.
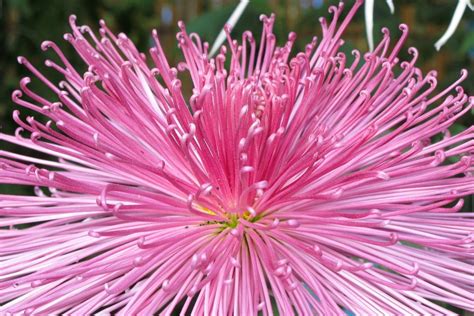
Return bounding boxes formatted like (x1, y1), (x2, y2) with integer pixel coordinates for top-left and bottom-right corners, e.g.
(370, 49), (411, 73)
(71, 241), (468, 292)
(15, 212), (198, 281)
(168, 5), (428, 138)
(1, 1), (473, 314)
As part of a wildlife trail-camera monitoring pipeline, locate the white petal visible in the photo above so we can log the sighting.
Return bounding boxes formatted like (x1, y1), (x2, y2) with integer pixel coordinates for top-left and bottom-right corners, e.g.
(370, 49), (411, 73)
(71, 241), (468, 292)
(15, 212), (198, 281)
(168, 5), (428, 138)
(467, 0), (473, 10)
(386, 0), (395, 14)
(365, 0), (375, 51)
(209, 0), (250, 57)
(434, 0), (469, 50)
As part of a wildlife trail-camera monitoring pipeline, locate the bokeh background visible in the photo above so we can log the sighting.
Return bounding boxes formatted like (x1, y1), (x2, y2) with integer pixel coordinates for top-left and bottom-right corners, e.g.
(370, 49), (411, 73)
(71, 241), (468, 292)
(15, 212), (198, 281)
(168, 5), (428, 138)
(0, 0), (473, 313)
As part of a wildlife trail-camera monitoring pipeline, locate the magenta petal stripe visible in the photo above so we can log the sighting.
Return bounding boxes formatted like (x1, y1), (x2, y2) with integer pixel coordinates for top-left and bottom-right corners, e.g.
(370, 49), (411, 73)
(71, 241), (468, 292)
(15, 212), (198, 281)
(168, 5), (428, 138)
(1, 1), (473, 315)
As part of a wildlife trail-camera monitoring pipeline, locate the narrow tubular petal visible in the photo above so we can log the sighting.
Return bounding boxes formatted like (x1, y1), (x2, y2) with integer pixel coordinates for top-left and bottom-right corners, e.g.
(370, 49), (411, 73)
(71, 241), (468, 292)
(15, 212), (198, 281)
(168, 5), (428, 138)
(0, 1), (473, 314)
(365, 0), (375, 51)
(209, 0), (250, 57)
(434, 0), (470, 50)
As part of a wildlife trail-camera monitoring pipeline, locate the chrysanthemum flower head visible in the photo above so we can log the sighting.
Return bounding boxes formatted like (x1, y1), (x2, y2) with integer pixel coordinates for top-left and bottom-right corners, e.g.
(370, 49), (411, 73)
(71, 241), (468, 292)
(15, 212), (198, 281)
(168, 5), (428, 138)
(1, 1), (473, 314)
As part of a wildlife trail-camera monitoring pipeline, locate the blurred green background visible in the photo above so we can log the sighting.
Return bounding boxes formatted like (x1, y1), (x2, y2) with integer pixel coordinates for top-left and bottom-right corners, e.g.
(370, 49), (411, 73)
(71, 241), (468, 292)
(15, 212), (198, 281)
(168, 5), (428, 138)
(0, 0), (473, 314)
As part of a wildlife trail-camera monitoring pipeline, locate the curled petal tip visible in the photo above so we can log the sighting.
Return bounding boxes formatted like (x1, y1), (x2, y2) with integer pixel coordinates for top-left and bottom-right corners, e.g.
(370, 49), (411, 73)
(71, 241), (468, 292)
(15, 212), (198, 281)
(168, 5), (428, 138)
(17, 56), (27, 64)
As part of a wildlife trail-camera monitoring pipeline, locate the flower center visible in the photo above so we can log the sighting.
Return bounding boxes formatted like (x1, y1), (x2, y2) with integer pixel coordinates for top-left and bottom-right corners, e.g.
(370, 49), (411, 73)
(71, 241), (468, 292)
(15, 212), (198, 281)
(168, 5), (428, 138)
(196, 205), (262, 229)
(223, 211), (261, 228)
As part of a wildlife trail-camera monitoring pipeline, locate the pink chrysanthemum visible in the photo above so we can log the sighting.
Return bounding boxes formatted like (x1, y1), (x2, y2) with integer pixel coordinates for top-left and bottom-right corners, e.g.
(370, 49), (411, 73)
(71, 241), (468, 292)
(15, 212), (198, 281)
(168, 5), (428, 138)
(1, 1), (473, 315)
